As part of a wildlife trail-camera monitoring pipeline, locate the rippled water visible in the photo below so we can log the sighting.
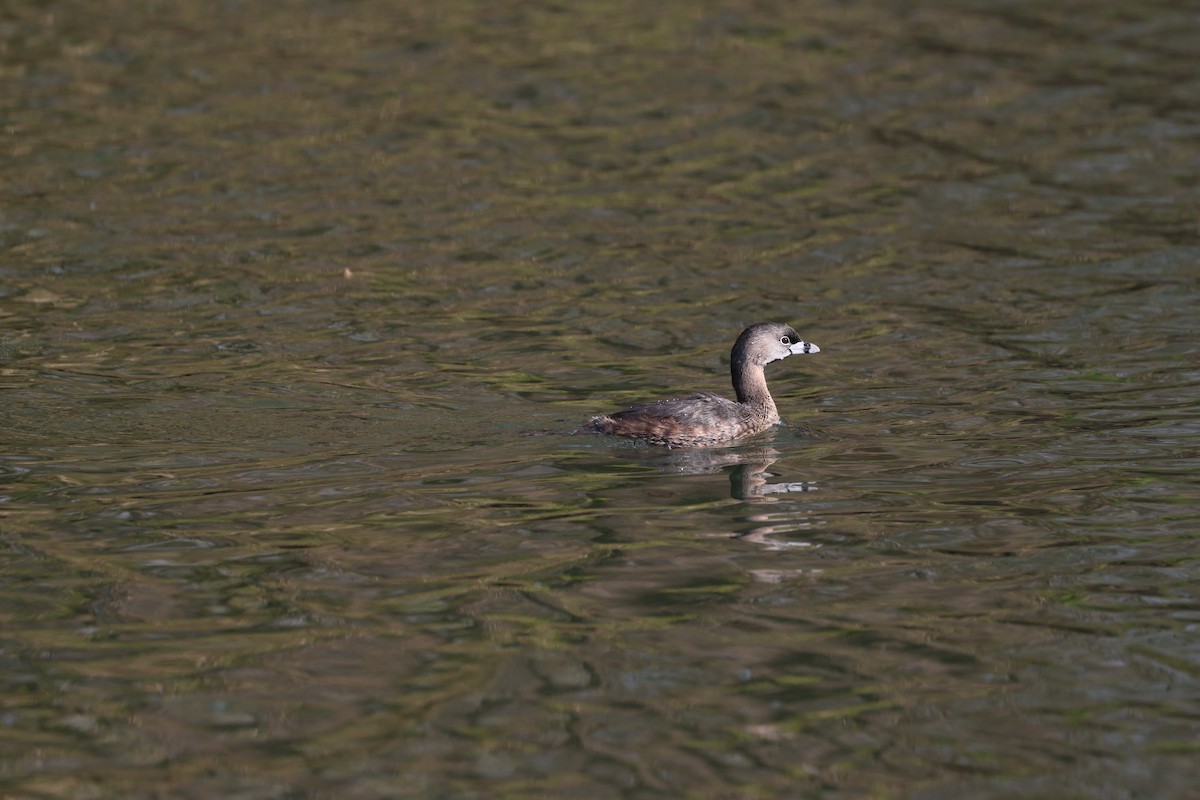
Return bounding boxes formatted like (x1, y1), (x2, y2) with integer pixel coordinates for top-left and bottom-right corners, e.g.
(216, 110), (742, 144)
(3, 0), (1199, 797)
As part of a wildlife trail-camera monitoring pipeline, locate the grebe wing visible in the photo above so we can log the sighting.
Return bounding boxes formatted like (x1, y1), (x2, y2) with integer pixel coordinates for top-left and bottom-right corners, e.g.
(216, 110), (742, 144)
(609, 392), (737, 423)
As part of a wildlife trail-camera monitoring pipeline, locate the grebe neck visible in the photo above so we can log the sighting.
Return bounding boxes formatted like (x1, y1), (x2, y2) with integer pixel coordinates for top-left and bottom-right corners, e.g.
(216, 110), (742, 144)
(733, 361), (775, 412)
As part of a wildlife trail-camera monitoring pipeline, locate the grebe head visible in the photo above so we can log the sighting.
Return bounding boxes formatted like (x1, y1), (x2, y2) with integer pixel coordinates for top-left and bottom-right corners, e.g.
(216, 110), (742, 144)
(734, 322), (820, 367)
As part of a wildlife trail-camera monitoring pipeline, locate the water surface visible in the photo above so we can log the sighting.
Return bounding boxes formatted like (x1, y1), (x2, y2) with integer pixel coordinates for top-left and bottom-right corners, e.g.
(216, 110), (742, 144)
(3, 1), (1199, 797)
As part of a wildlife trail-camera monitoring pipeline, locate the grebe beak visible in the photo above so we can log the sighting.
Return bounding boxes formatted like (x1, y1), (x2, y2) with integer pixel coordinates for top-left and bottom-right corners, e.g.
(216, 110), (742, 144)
(789, 340), (819, 355)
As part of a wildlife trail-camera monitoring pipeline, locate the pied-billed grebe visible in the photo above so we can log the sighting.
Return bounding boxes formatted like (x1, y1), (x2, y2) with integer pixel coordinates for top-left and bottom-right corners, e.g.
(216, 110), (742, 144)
(585, 322), (820, 448)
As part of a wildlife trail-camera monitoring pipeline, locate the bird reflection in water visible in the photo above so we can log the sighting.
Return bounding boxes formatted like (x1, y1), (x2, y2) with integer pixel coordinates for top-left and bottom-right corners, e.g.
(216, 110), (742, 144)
(624, 440), (825, 565)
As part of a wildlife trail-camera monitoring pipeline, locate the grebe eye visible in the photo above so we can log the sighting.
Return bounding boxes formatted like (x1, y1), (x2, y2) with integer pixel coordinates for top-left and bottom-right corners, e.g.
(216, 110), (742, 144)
(780, 336), (791, 345)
